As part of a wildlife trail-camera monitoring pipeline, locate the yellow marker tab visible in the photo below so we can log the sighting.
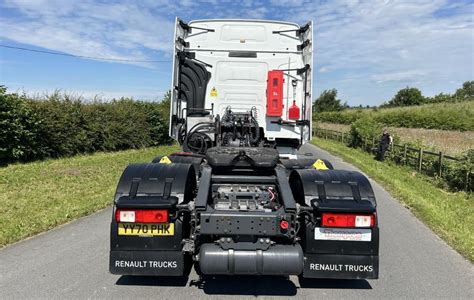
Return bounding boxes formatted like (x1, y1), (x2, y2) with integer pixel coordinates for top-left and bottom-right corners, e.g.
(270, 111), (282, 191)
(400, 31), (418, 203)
(313, 159), (329, 170)
(210, 87), (217, 97)
(159, 156), (172, 164)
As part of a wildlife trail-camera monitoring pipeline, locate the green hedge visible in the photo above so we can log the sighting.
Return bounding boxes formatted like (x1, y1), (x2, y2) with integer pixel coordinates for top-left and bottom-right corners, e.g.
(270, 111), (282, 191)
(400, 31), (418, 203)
(0, 86), (171, 164)
(314, 101), (474, 131)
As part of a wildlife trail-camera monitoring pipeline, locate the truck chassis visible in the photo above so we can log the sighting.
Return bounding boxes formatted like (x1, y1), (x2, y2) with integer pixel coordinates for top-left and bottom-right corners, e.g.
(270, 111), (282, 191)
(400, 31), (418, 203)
(110, 148), (378, 279)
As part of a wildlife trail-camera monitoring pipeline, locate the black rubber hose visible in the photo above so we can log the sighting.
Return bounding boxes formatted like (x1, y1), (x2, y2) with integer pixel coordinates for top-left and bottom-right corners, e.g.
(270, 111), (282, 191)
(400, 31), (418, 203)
(183, 122), (214, 154)
(250, 117), (260, 145)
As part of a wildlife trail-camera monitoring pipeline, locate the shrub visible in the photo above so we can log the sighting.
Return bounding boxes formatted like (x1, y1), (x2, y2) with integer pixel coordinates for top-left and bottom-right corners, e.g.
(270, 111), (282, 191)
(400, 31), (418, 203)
(0, 87), (42, 163)
(442, 150), (474, 192)
(0, 87), (172, 164)
(314, 101), (474, 131)
(348, 116), (382, 148)
(142, 91), (172, 147)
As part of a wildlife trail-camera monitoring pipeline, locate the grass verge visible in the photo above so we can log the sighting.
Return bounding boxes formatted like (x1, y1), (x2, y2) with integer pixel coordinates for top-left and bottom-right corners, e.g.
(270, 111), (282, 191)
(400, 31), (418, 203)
(311, 138), (473, 262)
(0, 145), (179, 247)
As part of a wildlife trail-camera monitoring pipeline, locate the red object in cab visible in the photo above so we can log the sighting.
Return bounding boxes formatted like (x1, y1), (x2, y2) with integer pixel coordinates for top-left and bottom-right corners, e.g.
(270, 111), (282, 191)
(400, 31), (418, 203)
(289, 100), (300, 120)
(266, 70), (284, 117)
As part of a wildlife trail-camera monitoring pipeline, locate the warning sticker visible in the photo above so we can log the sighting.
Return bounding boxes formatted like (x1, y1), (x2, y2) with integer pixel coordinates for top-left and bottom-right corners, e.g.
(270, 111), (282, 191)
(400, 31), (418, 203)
(210, 87), (217, 97)
(159, 156), (172, 164)
(312, 159), (329, 170)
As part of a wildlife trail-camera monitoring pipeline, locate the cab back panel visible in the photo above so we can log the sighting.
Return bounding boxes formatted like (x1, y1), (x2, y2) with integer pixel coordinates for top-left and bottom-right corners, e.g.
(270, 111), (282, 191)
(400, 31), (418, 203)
(170, 19), (313, 144)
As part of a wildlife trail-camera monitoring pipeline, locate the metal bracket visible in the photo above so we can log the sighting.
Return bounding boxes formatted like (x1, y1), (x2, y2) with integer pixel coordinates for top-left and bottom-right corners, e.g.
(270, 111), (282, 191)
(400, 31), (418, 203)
(178, 51), (213, 68)
(218, 239), (272, 251)
(297, 39), (311, 51)
(179, 19), (215, 33)
(176, 37), (189, 48)
(272, 22), (311, 37)
(296, 64), (310, 76)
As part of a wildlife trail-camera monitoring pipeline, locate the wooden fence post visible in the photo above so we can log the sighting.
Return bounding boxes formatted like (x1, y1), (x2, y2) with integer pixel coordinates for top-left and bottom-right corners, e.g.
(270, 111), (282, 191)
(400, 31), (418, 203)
(438, 152), (443, 177)
(371, 137), (376, 156)
(466, 171), (470, 192)
(403, 144), (407, 164)
(418, 148), (423, 172)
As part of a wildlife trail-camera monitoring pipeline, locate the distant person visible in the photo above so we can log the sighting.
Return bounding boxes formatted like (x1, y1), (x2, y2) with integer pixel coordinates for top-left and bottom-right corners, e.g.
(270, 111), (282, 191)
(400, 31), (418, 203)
(377, 128), (393, 161)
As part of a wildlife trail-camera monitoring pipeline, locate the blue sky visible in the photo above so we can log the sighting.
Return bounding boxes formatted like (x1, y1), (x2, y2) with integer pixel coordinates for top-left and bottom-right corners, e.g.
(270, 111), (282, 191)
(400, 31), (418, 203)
(0, 0), (473, 106)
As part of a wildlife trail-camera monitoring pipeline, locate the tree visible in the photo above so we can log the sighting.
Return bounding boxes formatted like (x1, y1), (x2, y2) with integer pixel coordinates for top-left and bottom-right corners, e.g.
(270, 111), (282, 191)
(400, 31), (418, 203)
(454, 81), (474, 100)
(387, 87), (425, 107)
(313, 89), (347, 113)
(428, 92), (451, 103)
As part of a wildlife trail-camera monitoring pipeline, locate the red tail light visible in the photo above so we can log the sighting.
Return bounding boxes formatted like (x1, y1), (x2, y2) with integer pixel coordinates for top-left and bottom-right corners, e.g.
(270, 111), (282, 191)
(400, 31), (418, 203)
(115, 209), (168, 223)
(321, 213), (375, 228)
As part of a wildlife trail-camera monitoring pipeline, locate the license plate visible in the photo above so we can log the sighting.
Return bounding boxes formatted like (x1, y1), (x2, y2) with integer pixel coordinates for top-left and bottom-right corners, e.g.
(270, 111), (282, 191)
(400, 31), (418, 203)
(118, 223), (174, 236)
(314, 227), (371, 242)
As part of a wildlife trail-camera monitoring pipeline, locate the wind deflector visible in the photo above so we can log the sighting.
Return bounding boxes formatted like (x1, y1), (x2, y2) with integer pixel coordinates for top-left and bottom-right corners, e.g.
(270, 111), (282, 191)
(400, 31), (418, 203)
(178, 53), (211, 116)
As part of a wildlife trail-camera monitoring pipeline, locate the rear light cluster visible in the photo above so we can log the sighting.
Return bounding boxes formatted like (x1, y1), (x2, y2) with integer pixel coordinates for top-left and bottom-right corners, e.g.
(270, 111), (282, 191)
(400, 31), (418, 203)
(115, 209), (168, 223)
(321, 213), (375, 228)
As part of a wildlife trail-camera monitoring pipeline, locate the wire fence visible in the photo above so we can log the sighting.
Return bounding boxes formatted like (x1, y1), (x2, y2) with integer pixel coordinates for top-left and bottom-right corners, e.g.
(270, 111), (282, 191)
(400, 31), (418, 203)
(312, 127), (472, 192)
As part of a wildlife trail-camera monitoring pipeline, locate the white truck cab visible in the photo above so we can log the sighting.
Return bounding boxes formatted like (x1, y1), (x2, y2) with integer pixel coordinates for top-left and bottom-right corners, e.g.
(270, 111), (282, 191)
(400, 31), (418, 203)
(169, 18), (313, 156)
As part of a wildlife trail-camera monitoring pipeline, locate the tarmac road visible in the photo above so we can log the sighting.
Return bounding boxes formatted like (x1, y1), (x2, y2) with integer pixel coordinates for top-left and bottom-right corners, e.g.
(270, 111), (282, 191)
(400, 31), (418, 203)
(1, 144), (472, 299)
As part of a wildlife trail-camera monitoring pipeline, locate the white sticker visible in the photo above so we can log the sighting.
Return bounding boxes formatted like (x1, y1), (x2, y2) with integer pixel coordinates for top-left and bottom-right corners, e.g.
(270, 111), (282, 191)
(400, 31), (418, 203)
(314, 227), (372, 242)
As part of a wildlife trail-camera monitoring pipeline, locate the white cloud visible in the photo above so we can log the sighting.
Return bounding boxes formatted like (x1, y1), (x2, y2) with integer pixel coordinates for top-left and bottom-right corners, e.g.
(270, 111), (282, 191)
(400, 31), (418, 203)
(0, 0), (176, 67)
(318, 66), (329, 73)
(371, 70), (426, 84)
(276, 0), (473, 103)
(1, 0), (472, 104)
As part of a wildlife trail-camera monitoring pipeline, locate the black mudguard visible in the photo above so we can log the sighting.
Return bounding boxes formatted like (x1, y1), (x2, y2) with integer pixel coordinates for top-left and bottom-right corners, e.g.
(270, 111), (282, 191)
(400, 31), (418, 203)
(290, 169), (379, 279)
(109, 163), (196, 276)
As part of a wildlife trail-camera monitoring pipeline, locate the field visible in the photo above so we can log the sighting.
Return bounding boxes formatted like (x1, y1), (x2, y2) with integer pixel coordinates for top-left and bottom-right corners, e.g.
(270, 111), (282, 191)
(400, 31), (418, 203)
(314, 101), (474, 131)
(317, 122), (474, 156)
(0, 145), (179, 247)
(311, 137), (474, 261)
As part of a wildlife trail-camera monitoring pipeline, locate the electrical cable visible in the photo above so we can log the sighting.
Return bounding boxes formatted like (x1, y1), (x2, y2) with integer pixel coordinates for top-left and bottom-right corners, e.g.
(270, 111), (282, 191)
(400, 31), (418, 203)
(0, 44), (171, 63)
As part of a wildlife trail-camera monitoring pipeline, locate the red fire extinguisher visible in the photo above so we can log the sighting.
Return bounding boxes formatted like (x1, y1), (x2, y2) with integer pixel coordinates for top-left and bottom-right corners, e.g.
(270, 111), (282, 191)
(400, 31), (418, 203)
(289, 100), (300, 120)
(289, 80), (300, 120)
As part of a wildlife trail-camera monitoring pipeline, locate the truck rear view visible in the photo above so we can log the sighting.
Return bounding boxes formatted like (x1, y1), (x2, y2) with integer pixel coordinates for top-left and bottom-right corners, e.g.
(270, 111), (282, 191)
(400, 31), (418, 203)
(109, 18), (379, 280)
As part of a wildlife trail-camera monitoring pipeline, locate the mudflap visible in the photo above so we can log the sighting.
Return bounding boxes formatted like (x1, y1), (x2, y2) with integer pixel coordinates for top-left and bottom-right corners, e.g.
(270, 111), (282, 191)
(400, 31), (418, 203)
(110, 250), (189, 276)
(109, 162), (196, 277)
(290, 169), (380, 280)
(303, 254), (378, 279)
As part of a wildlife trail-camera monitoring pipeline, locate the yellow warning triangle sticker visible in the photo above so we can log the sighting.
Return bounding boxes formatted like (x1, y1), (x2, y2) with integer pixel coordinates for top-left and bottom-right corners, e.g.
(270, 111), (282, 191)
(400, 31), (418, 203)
(210, 87), (217, 97)
(312, 159), (329, 170)
(159, 156), (172, 164)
